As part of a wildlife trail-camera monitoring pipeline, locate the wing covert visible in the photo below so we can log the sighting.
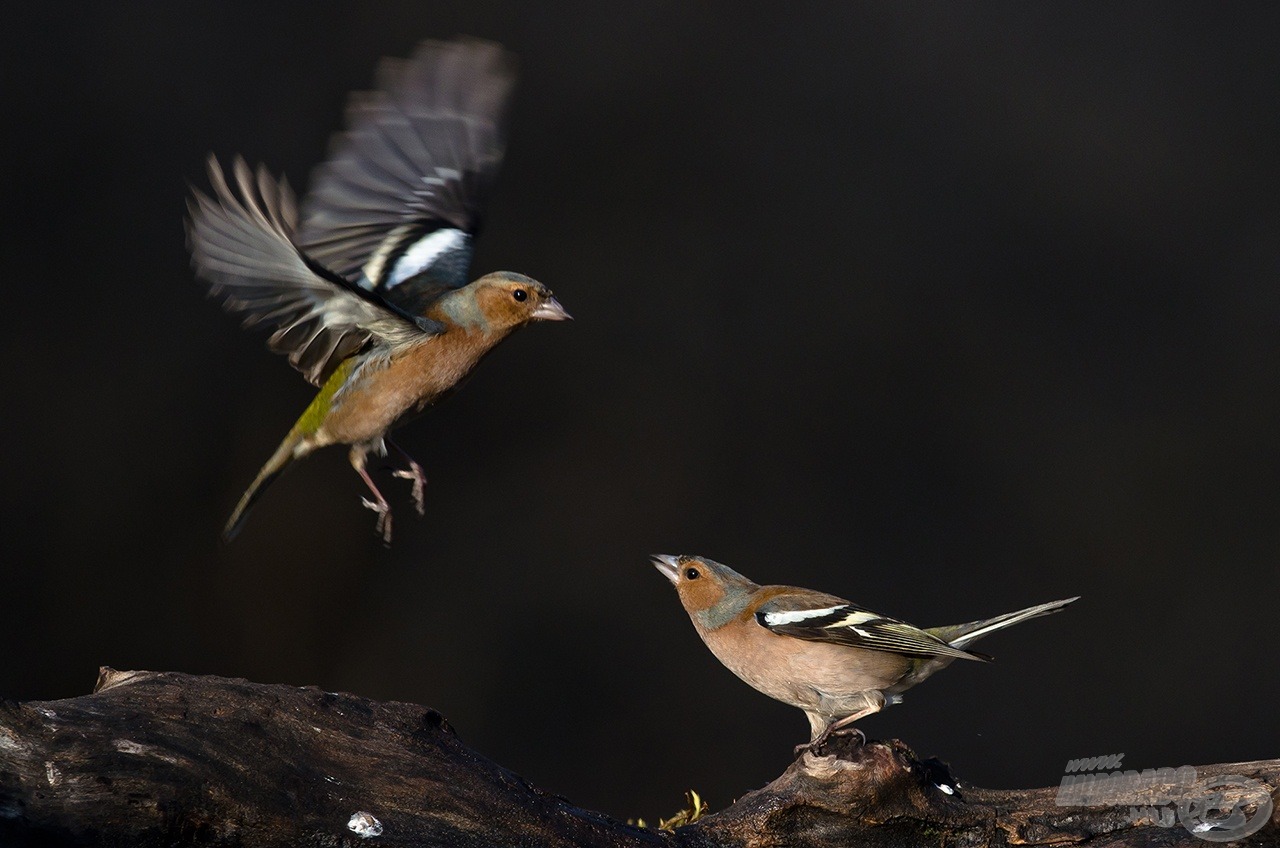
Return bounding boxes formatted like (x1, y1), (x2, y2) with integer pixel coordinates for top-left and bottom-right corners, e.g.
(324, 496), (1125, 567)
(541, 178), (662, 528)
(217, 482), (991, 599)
(298, 39), (516, 309)
(757, 600), (985, 661)
(187, 155), (441, 385)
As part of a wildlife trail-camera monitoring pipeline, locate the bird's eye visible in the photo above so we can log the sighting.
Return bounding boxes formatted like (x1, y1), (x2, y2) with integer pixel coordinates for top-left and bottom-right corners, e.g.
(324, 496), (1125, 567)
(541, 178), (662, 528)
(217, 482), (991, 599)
(512, 289), (528, 302)
(685, 567), (700, 580)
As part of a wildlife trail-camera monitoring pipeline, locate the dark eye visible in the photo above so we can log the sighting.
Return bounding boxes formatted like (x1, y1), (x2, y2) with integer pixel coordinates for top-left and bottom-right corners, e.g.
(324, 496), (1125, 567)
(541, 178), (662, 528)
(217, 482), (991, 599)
(512, 289), (528, 302)
(684, 567), (700, 580)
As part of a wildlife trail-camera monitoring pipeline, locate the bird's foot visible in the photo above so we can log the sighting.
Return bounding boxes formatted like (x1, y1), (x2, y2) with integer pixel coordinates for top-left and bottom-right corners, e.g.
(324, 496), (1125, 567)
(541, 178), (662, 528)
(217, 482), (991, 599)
(832, 727), (867, 746)
(361, 497), (393, 544)
(387, 441), (427, 516)
(795, 726), (866, 757)
(392, 463), (427, 516)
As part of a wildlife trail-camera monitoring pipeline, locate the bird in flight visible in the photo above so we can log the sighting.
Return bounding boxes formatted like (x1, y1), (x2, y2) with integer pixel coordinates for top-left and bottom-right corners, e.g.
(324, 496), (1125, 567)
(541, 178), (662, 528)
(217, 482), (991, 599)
(187, 39), (569, 542)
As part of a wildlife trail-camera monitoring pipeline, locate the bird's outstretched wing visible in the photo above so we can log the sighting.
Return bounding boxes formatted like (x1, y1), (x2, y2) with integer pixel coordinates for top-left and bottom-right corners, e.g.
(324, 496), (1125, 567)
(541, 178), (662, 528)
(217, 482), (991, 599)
(756, 597), (988, 661)
(187, 155), (443, 386)
(298, 38), (516, 314)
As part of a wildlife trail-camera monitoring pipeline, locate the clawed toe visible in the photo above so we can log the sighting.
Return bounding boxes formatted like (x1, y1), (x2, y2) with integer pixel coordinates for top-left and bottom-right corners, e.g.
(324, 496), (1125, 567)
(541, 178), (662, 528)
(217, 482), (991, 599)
(392, 467), (427, 516)
(795, 739), (828, 757)
(795, 736), (825, 756)
(352, 447), (394, 543)
(361, 498), (393, 543)
(796, 726), (866, 757)
(387, 442), (427, 516)
(832, 727), (867, 746)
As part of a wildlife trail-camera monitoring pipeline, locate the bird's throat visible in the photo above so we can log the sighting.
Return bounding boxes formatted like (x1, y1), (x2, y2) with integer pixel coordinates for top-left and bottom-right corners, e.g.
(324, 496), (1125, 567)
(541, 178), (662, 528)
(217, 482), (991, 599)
(692, 592), (753, 633)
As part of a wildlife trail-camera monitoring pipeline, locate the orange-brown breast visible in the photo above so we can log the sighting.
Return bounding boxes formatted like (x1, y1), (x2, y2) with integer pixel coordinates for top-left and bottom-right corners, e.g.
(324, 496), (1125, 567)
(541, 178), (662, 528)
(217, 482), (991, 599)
(700, 621), (913, 715)
(316, 328), (506, 445)
(693, 585), (914, 717)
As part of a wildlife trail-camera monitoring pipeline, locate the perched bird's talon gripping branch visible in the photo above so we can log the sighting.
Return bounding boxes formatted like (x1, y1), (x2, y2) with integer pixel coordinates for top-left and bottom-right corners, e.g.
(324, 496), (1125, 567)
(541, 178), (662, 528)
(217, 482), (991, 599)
(185, 39), (570, 542)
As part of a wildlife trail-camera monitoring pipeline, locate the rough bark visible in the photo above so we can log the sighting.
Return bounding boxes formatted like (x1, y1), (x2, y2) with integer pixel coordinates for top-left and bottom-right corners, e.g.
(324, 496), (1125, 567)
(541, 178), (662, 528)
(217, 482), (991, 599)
(0, 669), (1274, 846)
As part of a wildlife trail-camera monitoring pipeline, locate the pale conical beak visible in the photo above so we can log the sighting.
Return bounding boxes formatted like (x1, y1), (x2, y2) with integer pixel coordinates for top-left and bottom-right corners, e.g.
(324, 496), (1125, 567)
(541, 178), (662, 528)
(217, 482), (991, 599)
(532, 297), (572, 321)
(651, 554), (681, 585)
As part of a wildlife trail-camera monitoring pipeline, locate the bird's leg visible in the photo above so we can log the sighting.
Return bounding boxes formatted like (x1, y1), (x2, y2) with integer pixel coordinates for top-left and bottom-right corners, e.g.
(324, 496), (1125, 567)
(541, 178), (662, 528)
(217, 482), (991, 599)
(795, 692), (886, 756)
(387, 439), (427, 516)
(350, 445), (393, 543)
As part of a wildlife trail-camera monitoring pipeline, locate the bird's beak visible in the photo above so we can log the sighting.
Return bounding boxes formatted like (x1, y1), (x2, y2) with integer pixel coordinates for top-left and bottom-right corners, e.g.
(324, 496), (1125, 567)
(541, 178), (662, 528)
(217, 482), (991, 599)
(532, 297), (572, 321)
(651, 554), (681, 585)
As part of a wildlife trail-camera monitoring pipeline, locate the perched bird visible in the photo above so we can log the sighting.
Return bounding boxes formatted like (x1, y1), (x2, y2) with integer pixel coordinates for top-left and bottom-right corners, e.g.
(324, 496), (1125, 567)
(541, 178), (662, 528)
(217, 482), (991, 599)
(652, 554), (1077, 751)
(186, 40), (569, 542)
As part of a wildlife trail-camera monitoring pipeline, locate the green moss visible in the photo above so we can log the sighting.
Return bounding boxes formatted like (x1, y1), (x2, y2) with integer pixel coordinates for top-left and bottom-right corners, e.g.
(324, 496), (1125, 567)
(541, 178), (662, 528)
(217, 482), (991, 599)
(628, 790), (708, 832)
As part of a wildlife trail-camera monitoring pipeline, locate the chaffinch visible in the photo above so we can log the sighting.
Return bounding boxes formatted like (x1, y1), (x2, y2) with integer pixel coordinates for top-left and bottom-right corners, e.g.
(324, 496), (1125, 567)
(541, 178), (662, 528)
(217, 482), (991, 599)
(186, 40), (569, 542)
(652, 554), (1077, 751)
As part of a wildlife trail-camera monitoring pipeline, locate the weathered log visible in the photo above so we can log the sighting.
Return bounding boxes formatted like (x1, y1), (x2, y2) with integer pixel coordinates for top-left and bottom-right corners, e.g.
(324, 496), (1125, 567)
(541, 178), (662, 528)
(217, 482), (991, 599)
(0, 669), (1274, 846)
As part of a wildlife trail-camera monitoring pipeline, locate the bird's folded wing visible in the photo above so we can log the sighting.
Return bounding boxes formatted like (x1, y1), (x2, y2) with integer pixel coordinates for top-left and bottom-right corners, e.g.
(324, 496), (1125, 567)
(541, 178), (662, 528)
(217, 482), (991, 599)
(756, 598), (986, 661)
(298, 39), (516, 312)
(187, 155), (442, 386)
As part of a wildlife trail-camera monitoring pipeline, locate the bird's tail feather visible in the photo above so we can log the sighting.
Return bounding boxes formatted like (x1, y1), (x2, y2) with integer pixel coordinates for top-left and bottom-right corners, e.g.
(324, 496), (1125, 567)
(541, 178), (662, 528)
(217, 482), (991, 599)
(223, 432), (305, 541)
(928, 597), (1079, 651)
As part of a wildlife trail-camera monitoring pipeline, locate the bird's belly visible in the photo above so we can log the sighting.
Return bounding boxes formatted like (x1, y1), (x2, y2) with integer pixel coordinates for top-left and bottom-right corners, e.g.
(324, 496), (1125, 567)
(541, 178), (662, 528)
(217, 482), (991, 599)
(320, 345), (479, 444)
(703, 629), (911, 716)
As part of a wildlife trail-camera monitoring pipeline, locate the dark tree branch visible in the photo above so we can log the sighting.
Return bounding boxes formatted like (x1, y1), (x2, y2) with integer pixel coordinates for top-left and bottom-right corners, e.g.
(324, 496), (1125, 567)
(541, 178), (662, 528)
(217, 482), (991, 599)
(0, 669), (1275, 846)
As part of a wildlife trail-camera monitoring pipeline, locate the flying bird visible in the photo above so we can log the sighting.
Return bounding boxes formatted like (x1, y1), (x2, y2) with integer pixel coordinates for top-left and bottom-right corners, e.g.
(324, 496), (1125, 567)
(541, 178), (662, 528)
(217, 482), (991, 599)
(187, 40), (569, 542)
(652, 554), (1076, 752)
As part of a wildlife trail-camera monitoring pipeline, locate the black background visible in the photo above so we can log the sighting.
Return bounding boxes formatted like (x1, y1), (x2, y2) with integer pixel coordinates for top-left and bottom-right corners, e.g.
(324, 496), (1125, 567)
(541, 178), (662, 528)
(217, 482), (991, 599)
(3, 1), (1278, 823)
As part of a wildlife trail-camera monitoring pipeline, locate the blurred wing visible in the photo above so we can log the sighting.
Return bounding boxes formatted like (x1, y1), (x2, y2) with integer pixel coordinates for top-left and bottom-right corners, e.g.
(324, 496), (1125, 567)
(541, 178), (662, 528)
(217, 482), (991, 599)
(757, 599), (985, 661)
(298, 39), (516, 314)
(187, 155), (442, 386)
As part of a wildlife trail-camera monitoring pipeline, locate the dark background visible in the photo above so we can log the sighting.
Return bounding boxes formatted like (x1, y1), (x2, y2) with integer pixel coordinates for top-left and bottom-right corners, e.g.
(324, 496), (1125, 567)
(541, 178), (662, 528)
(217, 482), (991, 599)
(3, 1), (1278, 823)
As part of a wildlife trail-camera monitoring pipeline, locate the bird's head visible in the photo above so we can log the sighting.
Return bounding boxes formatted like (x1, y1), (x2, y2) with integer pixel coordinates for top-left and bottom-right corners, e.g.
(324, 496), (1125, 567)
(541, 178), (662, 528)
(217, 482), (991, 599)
(468, 271), (571, 330)
(651, 554), (759, 616)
